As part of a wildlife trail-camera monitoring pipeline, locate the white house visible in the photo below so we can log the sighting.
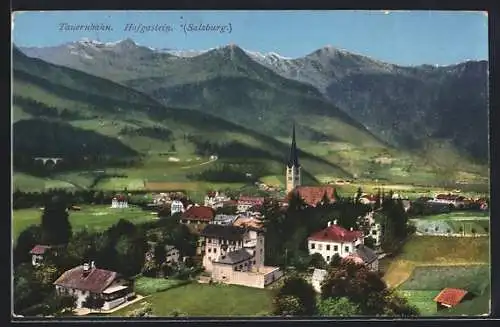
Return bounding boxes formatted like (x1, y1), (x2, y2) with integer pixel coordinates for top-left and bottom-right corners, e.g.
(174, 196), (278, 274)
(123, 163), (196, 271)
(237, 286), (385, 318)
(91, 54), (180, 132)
(429, 194), (466, 208)
(307, 220), (364, 263)
(360, 211), (383, 247)
(237, 196), (265, 213)
(165, 245), (180, 264)
(170, 200), (185, 216)
(53, 262), (135, 311)
(204, 191), (231, 209)
(111, 195), (128, 209)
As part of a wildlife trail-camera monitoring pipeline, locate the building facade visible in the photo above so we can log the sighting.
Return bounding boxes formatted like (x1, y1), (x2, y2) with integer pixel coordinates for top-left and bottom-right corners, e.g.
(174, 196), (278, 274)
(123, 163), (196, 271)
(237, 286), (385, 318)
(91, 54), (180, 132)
(307, 220), (364, 263)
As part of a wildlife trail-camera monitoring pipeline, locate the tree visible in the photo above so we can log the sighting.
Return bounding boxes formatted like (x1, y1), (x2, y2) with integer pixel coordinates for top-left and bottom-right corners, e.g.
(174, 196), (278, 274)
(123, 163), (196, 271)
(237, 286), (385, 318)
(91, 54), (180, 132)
(273, 295), (303, 316)
(273, 276), (317, 316)
(14, 225), (42, 267)
(471, 228), (477, 237)
(309, 253), (327, 270)
(83, 294), (105, 312)
(355, 187), (363, 203)
(317, 297), (361, 317)
(126, 302), (153, 317)
(40, 196), (72, 245)
(328, 254), (342, 269)
(319, 191), (330, 207)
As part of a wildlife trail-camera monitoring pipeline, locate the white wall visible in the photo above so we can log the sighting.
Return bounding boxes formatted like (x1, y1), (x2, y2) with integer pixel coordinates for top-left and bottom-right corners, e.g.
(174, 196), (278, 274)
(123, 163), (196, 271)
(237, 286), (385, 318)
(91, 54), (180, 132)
(308, 239), (356, 262)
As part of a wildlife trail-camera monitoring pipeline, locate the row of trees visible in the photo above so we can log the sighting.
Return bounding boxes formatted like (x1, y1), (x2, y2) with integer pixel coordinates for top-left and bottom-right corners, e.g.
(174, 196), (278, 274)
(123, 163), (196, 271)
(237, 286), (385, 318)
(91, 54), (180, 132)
(273, 259), (418, 317)
(13, 196), (199, 316)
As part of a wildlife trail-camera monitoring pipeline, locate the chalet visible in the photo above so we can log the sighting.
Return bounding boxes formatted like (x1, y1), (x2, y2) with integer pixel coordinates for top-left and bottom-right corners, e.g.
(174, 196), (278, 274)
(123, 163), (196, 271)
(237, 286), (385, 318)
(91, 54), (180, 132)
(199, 224), (282, 288)
(53, 262), (134, 311)
(30, 245), (56, 266)
(433, 288), (470, 310)
(307, 220), (364, 263)
(343, 244), (379, 271)
(180, 206), (215, 225)
(289, 186), (337, 207)
(237, 196), (265, 213)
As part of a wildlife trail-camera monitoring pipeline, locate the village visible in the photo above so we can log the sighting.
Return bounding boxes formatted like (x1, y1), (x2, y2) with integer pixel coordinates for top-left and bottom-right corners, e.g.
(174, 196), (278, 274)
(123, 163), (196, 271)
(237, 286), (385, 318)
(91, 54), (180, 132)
(12, 125), (490, 318)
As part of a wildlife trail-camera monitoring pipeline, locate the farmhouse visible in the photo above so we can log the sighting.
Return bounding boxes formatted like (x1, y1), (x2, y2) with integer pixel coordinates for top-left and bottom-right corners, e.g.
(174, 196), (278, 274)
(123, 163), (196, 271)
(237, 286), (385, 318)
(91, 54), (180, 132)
(53, 262), (135, 311)
(199, 224), (282, 288)
(307, 220), (364, 263)
(433, 288), (470, 310)
(430, 194), (467, 208)
(180, 205), (215, 225)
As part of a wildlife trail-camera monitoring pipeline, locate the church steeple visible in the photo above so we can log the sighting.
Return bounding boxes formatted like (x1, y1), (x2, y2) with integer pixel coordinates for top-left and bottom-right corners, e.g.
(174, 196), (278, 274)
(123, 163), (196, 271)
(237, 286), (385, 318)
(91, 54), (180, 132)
(286, 122), (301, 193)
(287, 122), (300, 168)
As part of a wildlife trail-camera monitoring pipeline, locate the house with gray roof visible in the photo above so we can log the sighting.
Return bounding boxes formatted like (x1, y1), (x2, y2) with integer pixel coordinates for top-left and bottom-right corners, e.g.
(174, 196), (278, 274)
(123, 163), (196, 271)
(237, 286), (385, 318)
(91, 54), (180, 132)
(344, 244), (379, 271)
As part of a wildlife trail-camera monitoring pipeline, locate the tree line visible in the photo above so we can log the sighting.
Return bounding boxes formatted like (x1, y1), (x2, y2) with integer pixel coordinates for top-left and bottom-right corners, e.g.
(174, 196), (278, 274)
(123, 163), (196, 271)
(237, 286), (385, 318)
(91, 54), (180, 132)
(13, 196), (198, 316)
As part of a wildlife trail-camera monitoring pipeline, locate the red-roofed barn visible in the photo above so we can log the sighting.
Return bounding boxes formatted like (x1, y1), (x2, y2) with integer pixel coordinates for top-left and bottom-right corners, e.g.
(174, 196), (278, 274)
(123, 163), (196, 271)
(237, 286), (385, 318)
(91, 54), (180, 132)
(433, 288), (470, 310)
(289, 186), (337, 207)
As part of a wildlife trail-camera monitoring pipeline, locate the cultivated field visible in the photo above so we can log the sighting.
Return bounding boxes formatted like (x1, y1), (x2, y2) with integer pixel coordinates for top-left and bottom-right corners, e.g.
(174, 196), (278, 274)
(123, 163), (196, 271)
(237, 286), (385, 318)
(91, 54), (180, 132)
(110, 283), (273, 317)
(398, 265), (490, 316)
(12, 205), (156, 240)
(381, 235), (490, 316)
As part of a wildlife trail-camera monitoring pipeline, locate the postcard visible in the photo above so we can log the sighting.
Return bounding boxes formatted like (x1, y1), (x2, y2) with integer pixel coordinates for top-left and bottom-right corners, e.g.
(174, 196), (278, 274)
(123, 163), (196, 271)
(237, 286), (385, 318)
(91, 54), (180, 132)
(11, 10), (490, 319)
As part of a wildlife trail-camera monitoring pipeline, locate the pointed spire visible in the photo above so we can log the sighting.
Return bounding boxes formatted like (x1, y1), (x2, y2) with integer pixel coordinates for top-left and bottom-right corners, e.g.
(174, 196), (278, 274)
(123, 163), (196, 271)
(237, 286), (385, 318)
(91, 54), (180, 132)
(287, 122), (300, 168)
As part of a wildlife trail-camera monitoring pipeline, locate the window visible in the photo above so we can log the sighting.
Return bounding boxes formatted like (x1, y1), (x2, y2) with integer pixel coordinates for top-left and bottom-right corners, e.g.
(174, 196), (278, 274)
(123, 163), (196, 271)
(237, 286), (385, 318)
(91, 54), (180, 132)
(345, 246), (349, 252)
(213, 248), (217, 254)
(253, 260), (256, 264)
(244, 262), (248, 266)
(318, 244), (323, 250)
(334, 245), (338, 251)
(327, 256), (330, 262)
(208, 248), (212, 253)
(310, 243), (315, 249)
(372, 230), (377, 235)
(239, 265), (243, 269)
(326, 245), (330, 251)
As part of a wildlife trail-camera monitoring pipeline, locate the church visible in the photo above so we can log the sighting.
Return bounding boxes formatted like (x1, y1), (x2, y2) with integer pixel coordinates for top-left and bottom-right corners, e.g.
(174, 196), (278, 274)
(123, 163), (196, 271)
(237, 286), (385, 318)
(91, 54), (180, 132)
(285, 123), (337, 207)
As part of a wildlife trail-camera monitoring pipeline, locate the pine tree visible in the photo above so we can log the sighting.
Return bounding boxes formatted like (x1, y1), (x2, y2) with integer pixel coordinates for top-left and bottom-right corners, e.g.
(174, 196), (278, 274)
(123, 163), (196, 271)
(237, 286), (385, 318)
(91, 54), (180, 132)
(40, 196), (72, 245)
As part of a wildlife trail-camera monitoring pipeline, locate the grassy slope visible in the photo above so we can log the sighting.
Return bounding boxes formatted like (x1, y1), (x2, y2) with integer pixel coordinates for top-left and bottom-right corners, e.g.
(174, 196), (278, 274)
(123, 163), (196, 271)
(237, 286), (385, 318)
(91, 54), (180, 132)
(12, 205), (156, 240)
(381, 235), (490, 316)
(110, 283), (273, 317)
(12, 49), (351, 192)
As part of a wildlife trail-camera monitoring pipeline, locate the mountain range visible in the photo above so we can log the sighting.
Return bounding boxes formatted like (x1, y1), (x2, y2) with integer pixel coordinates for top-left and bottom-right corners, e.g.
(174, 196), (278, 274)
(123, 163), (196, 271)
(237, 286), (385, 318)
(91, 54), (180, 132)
(20, 38), (489, 162)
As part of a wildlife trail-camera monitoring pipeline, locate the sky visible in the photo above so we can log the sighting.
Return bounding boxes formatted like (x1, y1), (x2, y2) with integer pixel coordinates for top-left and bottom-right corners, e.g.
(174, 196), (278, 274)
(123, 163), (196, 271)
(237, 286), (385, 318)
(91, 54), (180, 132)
(12, 10), (488, 66)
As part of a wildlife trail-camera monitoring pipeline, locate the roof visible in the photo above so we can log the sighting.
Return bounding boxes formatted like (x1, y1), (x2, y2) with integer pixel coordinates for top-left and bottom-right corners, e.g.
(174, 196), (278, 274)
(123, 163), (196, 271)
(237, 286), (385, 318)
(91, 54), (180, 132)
(361, 194), (379, 202)
(308, 224), (363, 243)
(102, 284), (129, 294)
(200, 224), (247, 241)
(30, 245), (52, 255)
(214, 214), (238, 222)
(53, 265), (118, 293)
(287, 122), (300, 168)
(312, 268), (328, 282)
(353, 244), (378, 264)
(435, 194), (460, 201)
(292, 186), (337, 207)
(165, 245), (176, 252)
(216, 248), (253, 265)
(182, 206), (215, 221)
(233, 217), (264, 230)
(433, 288), (468, 306)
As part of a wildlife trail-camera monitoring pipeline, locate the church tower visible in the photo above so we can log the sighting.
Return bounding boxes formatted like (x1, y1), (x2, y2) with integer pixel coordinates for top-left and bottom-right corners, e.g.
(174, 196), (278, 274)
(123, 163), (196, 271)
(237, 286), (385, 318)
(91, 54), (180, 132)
(286, 123), (301, 193)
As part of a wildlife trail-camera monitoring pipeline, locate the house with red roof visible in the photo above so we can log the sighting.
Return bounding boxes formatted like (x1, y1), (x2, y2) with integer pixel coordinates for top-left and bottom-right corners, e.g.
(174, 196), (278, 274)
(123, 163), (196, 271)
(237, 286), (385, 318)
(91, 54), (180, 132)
(53, 262), (135, 310)
(180, 205), (215, 225)
(237, 196), (265, 213)
(433, 288), (470, 310)
(307, 220), (364, 263)
(30, 245), (57, 266)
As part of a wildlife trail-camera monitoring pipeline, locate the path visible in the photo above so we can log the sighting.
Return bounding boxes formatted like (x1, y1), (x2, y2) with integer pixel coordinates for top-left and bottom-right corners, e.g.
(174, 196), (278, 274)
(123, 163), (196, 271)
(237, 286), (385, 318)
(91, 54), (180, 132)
(181, 158), (218, 169)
